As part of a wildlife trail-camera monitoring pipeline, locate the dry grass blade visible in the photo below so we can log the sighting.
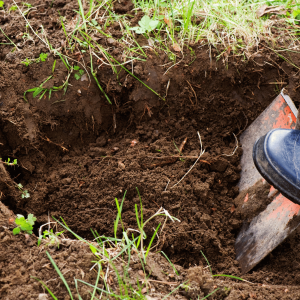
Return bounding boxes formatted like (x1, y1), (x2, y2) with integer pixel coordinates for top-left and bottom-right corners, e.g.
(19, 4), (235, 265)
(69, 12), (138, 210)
(171, 132), (204, 189)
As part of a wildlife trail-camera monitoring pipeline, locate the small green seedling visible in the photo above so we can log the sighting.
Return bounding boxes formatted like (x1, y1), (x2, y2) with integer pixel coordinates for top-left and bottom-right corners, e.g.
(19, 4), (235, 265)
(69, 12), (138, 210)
(38, 229), (64, 248)
(16, 183), (30, 199)
(0, 158), (17, 166)
(21, 53), (48, 66)
(13, 214), (36, 235)
(39, 53), (48, 62)
(22, 2), (32, 7)
(9, 5), (17, 11)
(21, 58), (31, 66)
(74, 65), (84, 80)
(0, 1), (4, 9)
(130, 15), (159, 34)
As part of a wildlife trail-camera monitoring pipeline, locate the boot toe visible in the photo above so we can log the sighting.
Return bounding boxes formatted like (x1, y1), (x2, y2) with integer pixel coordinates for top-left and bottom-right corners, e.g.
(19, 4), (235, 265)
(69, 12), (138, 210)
(253, 128), (300, 204)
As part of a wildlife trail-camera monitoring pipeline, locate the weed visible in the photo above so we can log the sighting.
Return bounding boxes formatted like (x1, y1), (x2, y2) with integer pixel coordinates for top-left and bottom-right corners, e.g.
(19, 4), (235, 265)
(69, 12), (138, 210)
(21, 53), (48, 66)
(21, 58), (31, 67)
(39, 52), (48, 62)
(16, 183), (30, 199)
(38, 229), (64, 248)
(73, 65), (85, 80)
(13, 213), (36, 235)
(22, 2), (32, 8)
(130, 15), (160, 34)
(9, 5), (17, 11)
(34, 189), (181, 299)
(23, 64), (71, 103)
(0, 1), (4, 9)
(173, 140), (185, 161)
(0, 157), (17, 166)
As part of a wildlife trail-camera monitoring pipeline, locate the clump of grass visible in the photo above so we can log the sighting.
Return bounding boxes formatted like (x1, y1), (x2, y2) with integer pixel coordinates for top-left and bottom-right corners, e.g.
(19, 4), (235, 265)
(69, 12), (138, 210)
(34, 189), (182, 299)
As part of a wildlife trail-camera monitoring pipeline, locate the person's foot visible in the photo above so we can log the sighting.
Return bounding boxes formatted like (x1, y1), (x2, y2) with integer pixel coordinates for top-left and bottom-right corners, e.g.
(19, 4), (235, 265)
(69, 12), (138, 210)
(253, 128), (300, 205)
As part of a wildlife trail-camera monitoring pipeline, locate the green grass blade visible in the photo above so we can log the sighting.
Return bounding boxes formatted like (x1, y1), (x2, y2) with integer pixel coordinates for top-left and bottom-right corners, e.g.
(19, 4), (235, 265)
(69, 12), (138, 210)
(77, 0), (87, 32)
(200, 288), (219, 299)
(161, 281), (187, 300)
(135, 204), (141, 230)
(114, 192), (127, 239)
(200, 250), (212, 275)
(46, 251), (74, 300)
(212, 274), (246, 281)
(114, 197), (121, 239)
(145, 223), (161, 258)
(74, 279), (84, 300)
(76, 279), (124, 299)
(89, 51), (112, 104)
(32, 277), (58, 300)
(52, 60), (57, 73)
(160, 251), (179, 275)
(91, 263), (101, 300)
(136, 187), (143, 226)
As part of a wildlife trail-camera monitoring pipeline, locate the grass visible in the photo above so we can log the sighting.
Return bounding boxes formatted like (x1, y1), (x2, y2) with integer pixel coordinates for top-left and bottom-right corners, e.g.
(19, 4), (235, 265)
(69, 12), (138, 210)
(3, 0), (300, 105)
(33, 188), (249, 299)
(35, 189), (183, 299)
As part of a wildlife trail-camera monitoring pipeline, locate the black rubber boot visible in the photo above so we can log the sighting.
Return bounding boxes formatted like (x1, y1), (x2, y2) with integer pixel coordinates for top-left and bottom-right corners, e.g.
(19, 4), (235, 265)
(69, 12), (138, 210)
(253, 128), (300, 205)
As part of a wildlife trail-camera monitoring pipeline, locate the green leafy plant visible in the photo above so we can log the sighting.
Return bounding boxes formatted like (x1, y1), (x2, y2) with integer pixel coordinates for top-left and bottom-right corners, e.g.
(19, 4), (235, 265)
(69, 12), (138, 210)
(9, 5), (17, 11)
(22, 2), (32, 7)
(21, 53), (48, 66)
(38, 229), (64, 248)
(73, 65), (84, 80)
(0, 1), (4, 9)
(13, 214), (36, 235)
(39, 53), (48, 62)
(16, 183), (30, 199)
(131, 15), (159, 34)
(21, 58), (31, 66)
(0, 157), (17, 166)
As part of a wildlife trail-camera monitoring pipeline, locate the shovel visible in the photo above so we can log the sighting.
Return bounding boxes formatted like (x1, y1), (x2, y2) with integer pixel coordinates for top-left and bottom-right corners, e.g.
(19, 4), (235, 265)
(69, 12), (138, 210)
(235, 90), (300, 274)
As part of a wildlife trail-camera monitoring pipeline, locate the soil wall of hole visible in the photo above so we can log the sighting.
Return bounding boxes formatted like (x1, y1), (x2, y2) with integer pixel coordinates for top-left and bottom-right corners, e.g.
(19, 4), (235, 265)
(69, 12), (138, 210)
(2, 0), (300, 298)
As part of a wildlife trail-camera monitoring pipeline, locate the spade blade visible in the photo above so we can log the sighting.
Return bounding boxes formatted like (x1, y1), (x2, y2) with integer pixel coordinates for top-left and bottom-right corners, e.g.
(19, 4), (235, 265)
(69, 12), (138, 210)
(235, 194), (300, 274)
(236, 90), (300, 273)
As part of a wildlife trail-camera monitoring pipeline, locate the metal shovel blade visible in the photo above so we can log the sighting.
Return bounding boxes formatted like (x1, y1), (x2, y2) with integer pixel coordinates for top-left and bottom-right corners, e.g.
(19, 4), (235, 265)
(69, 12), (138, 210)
(236, 91), (300, 274)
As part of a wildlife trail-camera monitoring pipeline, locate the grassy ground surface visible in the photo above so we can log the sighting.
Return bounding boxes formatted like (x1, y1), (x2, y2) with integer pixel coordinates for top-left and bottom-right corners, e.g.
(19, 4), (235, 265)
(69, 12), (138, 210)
(2, 0), (300, 104)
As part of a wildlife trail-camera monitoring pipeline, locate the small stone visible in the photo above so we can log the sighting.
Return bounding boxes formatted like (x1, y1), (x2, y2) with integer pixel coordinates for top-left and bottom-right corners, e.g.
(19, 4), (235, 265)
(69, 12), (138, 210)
(61, 178), (72, 185)
(118, 161), (125, 169)
(107, 38), (116, 45)
(38, 293), (48, 300)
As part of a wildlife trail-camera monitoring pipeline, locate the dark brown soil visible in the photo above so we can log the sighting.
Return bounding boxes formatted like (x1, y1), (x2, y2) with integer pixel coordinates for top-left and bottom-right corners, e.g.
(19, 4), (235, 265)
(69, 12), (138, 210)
(2, 0), (300, 299)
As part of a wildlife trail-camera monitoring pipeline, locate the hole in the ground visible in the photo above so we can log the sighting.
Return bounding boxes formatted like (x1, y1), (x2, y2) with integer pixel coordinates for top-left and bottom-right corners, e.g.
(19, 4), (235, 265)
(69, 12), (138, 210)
(2, 195), (27, 216)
